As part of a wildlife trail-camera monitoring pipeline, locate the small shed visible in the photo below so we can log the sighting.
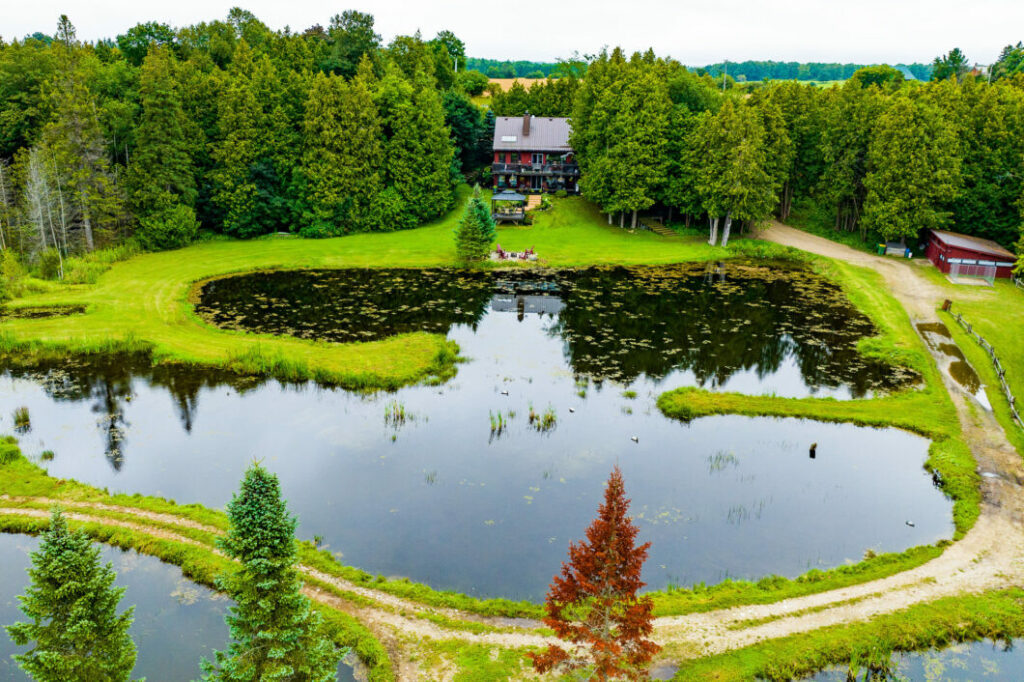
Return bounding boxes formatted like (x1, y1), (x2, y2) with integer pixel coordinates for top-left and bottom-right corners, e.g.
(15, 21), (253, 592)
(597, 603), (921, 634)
(925, 229), (1016, 279)
(491, 190), (527, 223)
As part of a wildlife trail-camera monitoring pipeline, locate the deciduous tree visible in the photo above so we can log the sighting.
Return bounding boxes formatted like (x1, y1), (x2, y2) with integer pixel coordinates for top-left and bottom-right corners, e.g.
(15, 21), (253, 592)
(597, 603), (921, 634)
(529, 466), (659, 681)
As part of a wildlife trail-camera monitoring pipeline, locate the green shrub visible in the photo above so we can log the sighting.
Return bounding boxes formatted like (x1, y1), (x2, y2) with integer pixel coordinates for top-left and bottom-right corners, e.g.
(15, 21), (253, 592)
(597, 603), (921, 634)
(0, 249), (27, 300)
(37, 247), (63, 280)
(137, 204), (199, 251)
(40, 450), (55, 461)
(555, 189), (568, 199)
(539, 194), (552, 210)
(63, 241), (141, 284)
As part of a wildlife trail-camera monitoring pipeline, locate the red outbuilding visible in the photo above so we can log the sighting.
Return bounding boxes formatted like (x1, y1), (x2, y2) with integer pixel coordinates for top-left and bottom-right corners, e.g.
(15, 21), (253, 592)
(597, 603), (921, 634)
(924, 229), (1017, 279)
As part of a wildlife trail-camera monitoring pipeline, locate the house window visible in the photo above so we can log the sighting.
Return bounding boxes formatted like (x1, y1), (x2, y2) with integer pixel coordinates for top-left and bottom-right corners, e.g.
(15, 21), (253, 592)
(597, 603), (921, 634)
(532, 153), (544, 164)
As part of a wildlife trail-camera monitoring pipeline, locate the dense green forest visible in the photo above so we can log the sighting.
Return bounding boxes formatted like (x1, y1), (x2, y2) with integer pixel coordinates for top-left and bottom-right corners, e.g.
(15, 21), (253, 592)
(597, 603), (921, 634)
(567, 50), (1024, 255)
(0, 8), (1022, 275)
(0, 9), (494, 264)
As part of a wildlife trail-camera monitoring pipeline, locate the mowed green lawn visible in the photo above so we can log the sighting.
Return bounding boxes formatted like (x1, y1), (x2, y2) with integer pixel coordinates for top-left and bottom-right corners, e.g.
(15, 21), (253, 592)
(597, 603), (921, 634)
(2, 188), (733, 387)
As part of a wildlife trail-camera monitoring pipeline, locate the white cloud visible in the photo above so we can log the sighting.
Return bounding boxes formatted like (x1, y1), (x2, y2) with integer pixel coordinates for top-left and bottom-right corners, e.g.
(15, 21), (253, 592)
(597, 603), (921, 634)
(5, 0), (1022, 65)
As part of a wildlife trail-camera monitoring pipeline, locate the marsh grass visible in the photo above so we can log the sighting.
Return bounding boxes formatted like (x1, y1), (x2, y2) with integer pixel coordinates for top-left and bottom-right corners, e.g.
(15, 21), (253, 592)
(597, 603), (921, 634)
(12, 406), (30, 432)
(528, 404), (557, 432)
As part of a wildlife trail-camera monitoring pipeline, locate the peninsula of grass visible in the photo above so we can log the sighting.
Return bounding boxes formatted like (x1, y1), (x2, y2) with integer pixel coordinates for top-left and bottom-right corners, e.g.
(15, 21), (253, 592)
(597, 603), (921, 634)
(0, 187), (752, 389)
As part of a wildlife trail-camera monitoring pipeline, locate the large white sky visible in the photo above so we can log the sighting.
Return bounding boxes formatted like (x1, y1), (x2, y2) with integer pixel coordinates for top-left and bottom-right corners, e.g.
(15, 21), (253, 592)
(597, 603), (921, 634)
(5, 0), (1023, 66)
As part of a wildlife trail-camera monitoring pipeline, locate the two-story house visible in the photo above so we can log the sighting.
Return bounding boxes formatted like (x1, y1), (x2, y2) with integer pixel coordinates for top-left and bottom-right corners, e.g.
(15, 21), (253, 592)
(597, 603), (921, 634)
(491, 114), (580, 194)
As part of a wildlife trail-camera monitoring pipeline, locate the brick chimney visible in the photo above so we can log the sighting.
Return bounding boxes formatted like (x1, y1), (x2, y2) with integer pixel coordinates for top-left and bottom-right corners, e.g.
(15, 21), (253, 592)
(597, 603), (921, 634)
(522, 112), (531, 137)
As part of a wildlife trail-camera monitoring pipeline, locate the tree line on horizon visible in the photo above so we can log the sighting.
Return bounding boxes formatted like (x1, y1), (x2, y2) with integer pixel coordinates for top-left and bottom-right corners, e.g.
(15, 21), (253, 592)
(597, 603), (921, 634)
(567, 47), (1024, 255)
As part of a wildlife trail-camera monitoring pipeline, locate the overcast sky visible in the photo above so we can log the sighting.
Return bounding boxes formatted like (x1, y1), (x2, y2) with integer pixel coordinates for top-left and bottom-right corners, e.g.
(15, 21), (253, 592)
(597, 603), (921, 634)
(5, 0), (1023, 66)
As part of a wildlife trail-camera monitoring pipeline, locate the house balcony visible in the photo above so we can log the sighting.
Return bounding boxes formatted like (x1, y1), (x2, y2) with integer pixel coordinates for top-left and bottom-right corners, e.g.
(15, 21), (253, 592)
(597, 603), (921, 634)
(491, 162), (580, 177)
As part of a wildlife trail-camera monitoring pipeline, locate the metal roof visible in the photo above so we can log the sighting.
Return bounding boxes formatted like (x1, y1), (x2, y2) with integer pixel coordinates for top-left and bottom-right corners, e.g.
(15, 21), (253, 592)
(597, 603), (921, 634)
(929, 229), (1015, 259)
(491, 190), (527, 202)
(492, 116), (573, 152)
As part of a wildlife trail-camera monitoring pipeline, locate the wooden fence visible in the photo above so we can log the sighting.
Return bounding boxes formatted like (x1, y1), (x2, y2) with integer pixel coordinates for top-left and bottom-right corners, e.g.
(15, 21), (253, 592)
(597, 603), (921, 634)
(950, 305), (1023, 430)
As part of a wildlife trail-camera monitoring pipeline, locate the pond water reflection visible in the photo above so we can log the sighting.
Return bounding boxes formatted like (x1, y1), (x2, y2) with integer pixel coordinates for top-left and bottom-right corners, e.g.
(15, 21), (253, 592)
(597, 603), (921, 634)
(1, 265), (950, 600)
(806, 638), (1024, 680)
(0, 534), (358, 681)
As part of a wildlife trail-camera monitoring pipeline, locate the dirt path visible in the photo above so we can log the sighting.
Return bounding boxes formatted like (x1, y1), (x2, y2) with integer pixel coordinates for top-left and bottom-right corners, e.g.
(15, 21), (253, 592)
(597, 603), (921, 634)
(3, 225), (1023, 679)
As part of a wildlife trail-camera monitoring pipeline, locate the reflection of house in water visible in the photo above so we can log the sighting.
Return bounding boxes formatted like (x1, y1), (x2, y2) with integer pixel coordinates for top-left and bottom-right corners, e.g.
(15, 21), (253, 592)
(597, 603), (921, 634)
(490, 294), (565, 321)
(490, 278), (565, 320)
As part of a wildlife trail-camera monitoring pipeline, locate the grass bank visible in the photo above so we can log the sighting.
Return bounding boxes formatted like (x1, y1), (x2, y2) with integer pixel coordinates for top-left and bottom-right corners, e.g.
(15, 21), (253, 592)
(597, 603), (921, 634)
(669, 588), (1024, 680)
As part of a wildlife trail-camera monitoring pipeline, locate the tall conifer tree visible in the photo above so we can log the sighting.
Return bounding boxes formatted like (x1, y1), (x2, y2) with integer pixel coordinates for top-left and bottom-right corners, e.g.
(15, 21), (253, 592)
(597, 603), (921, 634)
(203, 463), (339, 681)
(529, 466), (659, 680)
(299, 67), (383, 235)
(6, 508), (137, 682)
(127, 46), (195, 216)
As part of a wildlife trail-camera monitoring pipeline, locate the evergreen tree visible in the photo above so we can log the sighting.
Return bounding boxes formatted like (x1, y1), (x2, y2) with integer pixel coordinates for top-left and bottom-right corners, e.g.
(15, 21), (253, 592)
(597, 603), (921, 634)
(817, 83), (884, 238)
(862, 95), (961, 242)
(602, 63), (671, 229)
(5, 507), (137, 682)
(203, 463), (339, 681)
(208, 42), (261, 238)
(697, 100), (774, 246)
(378, 67), (455, 223)
(127, 46), (196, 218)
(44, 15), (123, 252)
(299, 68), (383, 235)
(931, 47), (971, 82)
(454, 184), (495, 261)
(528, 466), (659, 680)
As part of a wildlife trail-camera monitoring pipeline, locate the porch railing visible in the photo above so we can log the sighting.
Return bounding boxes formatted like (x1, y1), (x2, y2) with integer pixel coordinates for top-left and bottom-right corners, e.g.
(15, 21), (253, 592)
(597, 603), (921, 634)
(492, 162), (580, 176)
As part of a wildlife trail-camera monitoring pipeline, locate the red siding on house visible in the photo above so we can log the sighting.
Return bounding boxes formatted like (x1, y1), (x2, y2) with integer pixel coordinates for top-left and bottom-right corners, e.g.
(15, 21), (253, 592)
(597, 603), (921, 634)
(925, 231), (1016, 278)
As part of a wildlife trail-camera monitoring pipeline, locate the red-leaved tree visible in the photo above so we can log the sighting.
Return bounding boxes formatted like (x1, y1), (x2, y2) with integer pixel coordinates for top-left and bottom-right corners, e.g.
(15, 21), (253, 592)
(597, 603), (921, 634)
(529, 465), (660, 680)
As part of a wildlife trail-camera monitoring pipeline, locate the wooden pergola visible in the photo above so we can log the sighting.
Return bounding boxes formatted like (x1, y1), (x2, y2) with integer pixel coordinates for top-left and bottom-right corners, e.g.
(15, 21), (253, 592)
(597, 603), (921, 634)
(491, 190), (527, 223)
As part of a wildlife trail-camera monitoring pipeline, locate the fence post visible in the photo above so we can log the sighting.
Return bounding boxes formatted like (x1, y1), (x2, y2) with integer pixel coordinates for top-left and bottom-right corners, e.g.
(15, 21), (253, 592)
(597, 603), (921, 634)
(951, 305), (1023, 433)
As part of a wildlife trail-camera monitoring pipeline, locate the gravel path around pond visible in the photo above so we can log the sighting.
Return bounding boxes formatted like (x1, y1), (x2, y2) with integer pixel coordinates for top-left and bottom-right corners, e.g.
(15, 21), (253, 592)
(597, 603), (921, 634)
(3, 225), (1022, 679)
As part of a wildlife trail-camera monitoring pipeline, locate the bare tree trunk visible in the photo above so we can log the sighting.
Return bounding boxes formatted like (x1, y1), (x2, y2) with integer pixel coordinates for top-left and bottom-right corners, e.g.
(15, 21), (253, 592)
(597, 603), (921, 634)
(0, 161), (8, 251)
(80, 193), (95, 251)
(667, 206), (673, 223)
(631, 210), (637, 230)
(720, 211), (733, 247)
(619, 212), (624, 229)
(50, 152), (69, 255)
(26, 151), (50, 253)
(708, 216), (719, 246)
(607, 213), (612, 226)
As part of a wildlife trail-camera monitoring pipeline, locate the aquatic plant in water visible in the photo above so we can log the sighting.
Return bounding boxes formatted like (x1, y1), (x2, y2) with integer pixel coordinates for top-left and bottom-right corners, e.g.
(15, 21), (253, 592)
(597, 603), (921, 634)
(384, 400), (410, 428)
(12, 406), (30, 433)
(529, 404), (557, 432)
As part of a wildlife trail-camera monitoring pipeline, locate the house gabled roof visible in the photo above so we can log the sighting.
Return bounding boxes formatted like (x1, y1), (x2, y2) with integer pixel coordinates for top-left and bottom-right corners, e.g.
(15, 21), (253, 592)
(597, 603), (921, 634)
(493, 116), (573, 152)
(929, 229), (1016, 259)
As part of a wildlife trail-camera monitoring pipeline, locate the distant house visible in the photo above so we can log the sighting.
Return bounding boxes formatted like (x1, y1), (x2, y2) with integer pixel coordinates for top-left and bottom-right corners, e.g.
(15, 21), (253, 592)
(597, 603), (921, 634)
(925, 229), (1017, 279)
(491, 114), (580, 194)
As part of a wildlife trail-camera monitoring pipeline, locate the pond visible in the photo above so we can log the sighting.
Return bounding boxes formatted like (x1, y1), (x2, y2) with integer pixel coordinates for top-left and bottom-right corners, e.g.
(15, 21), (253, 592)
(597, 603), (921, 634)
(805, 638), (1024, 680)
(1, 265), (951, 601)
(0, 534), (358, 681)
